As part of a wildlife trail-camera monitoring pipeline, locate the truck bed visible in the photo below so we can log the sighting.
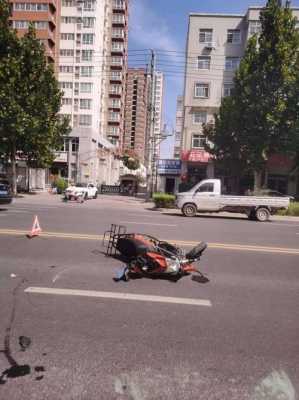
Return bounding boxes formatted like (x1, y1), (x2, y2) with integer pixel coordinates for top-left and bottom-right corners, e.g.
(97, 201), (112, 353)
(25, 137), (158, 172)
(220, 195), (289, 209)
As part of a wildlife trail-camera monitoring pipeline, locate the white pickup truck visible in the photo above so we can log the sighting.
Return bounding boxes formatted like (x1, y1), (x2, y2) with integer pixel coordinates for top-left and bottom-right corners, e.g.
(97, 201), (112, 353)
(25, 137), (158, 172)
(176, 179), (290, 222)
(65, 183), (98, 201)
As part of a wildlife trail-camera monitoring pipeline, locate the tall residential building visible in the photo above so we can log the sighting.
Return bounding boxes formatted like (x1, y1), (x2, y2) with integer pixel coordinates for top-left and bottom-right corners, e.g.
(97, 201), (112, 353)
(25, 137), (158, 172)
(124, 68), (149, 163)
(105, 0), (129, 148)
(53, 0), (128, 185)
(153, 71), (164, 159)
(174, 95), (183, 159)
(182, 7), (299, 195)
(9, 0), (61, 66)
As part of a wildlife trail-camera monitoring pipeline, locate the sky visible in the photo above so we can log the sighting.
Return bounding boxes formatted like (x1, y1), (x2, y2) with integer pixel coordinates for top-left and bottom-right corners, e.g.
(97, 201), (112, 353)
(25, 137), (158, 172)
(128, 0), (299, 158)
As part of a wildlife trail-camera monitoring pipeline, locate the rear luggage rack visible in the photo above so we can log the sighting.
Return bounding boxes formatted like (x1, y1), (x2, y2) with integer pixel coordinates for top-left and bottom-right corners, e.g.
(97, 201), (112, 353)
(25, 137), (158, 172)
(103, 224), (127, 256)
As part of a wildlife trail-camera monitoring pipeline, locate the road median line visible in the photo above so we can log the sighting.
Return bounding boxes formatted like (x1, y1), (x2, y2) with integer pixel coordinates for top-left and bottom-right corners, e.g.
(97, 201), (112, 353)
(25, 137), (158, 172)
(0, 228), (298, 255)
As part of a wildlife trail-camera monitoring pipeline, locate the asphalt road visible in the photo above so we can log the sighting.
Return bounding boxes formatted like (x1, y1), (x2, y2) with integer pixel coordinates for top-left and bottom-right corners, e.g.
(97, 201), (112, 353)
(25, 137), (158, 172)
(0, 193), (298, 400)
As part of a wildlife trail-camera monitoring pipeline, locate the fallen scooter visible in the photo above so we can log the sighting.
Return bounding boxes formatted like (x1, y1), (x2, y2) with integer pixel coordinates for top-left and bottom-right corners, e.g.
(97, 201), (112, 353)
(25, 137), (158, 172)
(103, 224), (209, 283)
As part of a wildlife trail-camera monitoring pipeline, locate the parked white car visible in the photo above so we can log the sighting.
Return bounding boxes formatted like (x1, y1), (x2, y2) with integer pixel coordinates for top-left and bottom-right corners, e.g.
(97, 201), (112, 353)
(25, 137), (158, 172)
(176, 179), (290, 222)
(65, 183), (98, 201)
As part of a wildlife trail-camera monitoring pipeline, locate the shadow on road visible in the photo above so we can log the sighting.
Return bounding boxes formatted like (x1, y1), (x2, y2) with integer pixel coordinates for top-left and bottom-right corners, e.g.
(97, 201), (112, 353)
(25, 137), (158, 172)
(160, 212), (249, 222)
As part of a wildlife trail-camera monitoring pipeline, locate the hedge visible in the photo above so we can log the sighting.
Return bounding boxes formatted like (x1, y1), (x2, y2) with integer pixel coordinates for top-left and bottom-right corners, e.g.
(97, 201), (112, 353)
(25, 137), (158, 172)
(152, 193), (176, 208)
(276, 202), (299, 216)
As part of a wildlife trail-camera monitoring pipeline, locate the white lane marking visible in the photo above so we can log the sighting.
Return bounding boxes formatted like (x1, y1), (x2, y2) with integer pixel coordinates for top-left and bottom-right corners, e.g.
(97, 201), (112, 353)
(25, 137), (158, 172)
(120, 221), (177, 227)
(25, 287), (212, 307)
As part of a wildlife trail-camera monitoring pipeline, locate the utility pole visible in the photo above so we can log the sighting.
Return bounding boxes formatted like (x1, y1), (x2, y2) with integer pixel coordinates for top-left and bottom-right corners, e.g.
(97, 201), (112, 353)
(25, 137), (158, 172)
(145, 49), (156, 200)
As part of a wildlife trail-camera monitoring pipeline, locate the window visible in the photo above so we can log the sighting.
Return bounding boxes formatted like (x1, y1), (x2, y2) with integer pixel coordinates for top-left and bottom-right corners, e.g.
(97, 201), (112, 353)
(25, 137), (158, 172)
(81, 50), (93, 61)
(112, 28), (124, 38)
(14, 2), (48, 11)
(198, 56), (211, 70)
(109, 111), (120, 121)
(60, 49), (74, 57)
(13, 20), (47, 29)
(59, 81), (73, 89)
(111, 71), (122, 80)
(83, 0), (95, 11)
(193, 111), (207, 124)
(112, 42), (124, 51)
(61, 16), (77, 23)
(111, 56), (122, 66)
(250, 21), (262, 34)
(199, 29), (213, 43)
(108, 126), (119, 135)
(194, 83), (209, 98)
(79, 115), (92, 126)
(227, 29), (241, 44)
(59, 65), (73, 73)
(62, 0), (76, 6)
(82, 34), (94, 44)
(61, 33), (74, 40)
(114, 0), (124, 9)
(223, 83), (234, 97)
(110, 99), (121, 108)
(197, 183), (214, 193)
(225, 57), (240, 71)
(80, 99), (92, 109)
(81, 66), (93, 77)
(83, 17), (95, 28)
(112, 14), (125, 23)
(192, 134), (206, 149)
(62, 98), (72, 105)
(80, 82), (92, 93)
(110, 84), (121, 94)
(71, 138), (79, 152)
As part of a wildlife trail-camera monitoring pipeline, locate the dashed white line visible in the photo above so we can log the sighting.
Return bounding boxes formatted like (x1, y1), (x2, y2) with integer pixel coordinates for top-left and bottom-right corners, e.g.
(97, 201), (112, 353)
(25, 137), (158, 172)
(25, 287), (212, 307)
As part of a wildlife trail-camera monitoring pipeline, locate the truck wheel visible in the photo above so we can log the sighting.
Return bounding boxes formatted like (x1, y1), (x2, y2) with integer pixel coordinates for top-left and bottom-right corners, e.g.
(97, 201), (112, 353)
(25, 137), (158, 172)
(256, 207), (270, 222)
(182, 203), (197, 217)
(93, 191), (98, 199)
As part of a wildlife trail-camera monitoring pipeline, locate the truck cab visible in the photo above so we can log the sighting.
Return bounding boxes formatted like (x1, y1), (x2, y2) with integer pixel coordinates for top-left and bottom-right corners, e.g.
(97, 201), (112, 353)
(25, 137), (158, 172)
(176, 179), (221, 215)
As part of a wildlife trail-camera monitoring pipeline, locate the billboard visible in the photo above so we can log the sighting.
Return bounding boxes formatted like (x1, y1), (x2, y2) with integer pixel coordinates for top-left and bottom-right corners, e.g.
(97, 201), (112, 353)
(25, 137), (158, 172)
(157, 159), (181, 175)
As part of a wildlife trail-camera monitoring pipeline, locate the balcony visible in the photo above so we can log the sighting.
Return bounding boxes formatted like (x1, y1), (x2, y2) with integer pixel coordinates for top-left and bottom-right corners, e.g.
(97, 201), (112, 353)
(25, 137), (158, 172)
(113, 1), (125, 11)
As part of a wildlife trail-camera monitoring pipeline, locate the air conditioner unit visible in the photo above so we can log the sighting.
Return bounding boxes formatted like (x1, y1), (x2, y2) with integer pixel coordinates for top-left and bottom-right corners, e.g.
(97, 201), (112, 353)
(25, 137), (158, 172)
(205, 42), (215, 50)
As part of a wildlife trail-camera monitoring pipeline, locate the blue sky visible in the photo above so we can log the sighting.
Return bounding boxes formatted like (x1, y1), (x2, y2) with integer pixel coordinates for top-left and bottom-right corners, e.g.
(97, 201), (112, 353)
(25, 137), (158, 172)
(128, 0), (299, 158)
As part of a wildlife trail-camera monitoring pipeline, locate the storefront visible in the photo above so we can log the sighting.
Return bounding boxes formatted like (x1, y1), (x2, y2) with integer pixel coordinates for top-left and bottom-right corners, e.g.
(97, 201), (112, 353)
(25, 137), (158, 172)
(180, 149), (214, 190)
(157, 159), (182, 194)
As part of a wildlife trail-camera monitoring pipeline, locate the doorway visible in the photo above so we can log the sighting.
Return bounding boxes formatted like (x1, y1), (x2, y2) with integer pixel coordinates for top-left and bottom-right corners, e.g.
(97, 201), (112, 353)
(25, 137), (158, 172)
(165, 177), (175, 194)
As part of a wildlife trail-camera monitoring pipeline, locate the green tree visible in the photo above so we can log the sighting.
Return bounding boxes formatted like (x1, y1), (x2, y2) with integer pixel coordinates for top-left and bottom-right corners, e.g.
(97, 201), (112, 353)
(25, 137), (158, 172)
(0, 0), (70, 194)
(205, 0), (299, 191)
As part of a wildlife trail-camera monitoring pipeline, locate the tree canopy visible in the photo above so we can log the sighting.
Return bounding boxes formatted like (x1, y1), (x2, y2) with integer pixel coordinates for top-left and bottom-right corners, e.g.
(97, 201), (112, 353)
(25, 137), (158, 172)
(0, 0), (70, 193)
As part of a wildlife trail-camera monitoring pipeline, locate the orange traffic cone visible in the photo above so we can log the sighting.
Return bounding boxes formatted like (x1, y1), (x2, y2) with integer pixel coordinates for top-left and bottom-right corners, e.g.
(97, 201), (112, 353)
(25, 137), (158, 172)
(27, 215), (42, 238)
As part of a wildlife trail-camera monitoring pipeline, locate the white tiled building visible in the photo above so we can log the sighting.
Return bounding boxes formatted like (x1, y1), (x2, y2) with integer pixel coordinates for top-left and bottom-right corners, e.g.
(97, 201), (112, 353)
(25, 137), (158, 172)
(153, 71), (164, 159)
(182, 7), (299, 195)
(54, 0), (128, 185)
